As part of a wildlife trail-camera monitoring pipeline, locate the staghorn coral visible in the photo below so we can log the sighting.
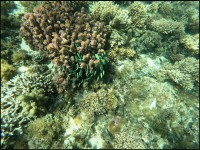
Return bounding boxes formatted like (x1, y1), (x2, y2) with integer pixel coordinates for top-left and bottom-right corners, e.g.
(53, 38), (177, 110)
(6, 72), (55, 95)
(150, 18), (184, 35)
(158, 1), (173, 18)
(20, 1), (108, 88)
(91, 1), (120, 25)
(108, 47), (136, 62)
(79, 89), (117, 115)
(157, 1), (199, 34)
(160, 57), (199, 91)
(1, 59), (17, 82)
(1, 65), (56, 148)
(1, 81), (38, 149)
(1, 94), (34, 149)
(147, 2), (160, 14)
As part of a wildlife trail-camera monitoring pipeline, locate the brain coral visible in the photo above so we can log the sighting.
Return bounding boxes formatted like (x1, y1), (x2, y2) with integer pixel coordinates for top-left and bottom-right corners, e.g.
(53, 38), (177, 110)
(20, 1), (108, 88)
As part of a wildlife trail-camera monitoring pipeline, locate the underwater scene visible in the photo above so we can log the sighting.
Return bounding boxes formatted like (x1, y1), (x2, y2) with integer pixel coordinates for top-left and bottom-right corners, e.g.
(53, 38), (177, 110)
(1, 1), (199, 149)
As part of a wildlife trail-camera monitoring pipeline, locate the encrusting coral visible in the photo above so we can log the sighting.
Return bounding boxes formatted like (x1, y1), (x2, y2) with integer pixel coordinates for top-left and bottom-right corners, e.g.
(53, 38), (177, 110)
(20, 1), (108, 88)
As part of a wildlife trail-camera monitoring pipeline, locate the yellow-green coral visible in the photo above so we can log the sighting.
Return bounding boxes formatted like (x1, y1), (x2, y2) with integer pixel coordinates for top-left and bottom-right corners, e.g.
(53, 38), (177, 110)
(79, 88), (117, 115)
(180, 34), (199, 55)
(150, 18), (184, 34)
(91, 1), (120, 24)
(1, 59), (17, 82)
(108, 47), (136, 62)
(26, 114), (63, 149)
(128, 1), (147, 29)
(12, 49), (30, 64)
(160, 57), (199, 91)
(17, 88), (49, 117)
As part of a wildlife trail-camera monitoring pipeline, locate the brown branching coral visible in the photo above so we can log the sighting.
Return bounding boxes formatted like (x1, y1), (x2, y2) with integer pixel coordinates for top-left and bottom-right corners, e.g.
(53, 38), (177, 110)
(20, 1), (108, 88)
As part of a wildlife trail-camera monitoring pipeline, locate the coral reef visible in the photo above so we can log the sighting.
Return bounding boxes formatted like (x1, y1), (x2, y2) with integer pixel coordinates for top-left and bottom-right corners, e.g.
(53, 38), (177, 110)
(1, 1), (199, 149)
(1, 1), (22, 63)
(108, 47), (136, 62)
(79, 89), (117, 115)
(20, 1), (108, 88)
(160, 57), (199, 91)
(1, 64), (56, 148)
(17, 88), (50, 116)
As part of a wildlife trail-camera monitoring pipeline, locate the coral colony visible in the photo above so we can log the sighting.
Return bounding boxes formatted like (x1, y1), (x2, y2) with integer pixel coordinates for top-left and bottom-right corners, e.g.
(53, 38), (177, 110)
(1, 1), (199, 149)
